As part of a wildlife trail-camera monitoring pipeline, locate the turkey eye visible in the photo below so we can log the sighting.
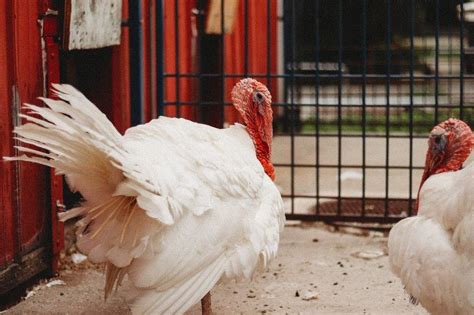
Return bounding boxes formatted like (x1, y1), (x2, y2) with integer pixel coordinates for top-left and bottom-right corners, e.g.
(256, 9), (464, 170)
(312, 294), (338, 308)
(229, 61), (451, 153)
(431, 135), (447, 154)
(253, 92), (264, 103)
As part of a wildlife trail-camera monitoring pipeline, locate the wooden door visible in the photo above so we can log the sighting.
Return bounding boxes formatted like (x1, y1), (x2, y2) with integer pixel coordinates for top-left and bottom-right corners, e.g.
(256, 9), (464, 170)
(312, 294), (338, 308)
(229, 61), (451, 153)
(0, 0), (63, 296)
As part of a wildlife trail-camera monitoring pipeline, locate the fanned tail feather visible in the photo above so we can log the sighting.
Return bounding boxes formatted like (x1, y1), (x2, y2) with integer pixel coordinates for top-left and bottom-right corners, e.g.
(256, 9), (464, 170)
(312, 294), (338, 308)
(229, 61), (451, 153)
(4, 85), (167, 299)
(105, 262), (128, 300)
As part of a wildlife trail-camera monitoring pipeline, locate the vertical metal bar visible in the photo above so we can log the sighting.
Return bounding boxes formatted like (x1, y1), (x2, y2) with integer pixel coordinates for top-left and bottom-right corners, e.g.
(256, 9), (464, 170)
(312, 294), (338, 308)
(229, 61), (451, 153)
(148, 1), (155, 119)
(408, 0), (415, 216)
(197, 0), (204, 123)
(460, 0), (465, 119)
(43, 5), (63, 273)
(384, 0), (391, 217)
(361, 0), (367, 217)
(290, 0), (296, 214)
(156, 0), (164, 116)
(221, 0), (225, 125)
(244, 0), (249, 76)
(448, 0), (453, 106)
(174, 0), (180, 118)
(129, 0), (144, 125)
(434, 0), (439, 124)
(422, 31), (427, 110)
(337, 0), (343, 215)
(314, 0), (320, 215)
(266, 0), (271, 87)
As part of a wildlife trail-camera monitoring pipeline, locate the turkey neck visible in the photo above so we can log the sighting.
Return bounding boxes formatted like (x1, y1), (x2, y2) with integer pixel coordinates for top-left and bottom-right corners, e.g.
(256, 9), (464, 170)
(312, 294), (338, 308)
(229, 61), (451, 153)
(246, 119), (275, 181)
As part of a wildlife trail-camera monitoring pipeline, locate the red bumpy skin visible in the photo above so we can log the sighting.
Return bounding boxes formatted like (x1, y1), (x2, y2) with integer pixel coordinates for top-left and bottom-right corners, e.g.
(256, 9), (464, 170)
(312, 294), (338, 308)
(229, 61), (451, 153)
(231, 78), (275, 181)
(415, 118), (474, 213)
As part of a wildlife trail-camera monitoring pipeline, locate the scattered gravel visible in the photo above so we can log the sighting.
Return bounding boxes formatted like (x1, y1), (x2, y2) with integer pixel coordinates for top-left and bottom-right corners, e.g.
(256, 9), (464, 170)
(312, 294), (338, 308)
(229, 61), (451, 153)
(6, 222), (428, 314)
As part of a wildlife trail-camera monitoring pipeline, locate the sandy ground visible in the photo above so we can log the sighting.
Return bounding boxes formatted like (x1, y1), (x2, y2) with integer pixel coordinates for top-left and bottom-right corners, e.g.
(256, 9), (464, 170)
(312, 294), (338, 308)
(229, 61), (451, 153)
(5, 223), (428, 315)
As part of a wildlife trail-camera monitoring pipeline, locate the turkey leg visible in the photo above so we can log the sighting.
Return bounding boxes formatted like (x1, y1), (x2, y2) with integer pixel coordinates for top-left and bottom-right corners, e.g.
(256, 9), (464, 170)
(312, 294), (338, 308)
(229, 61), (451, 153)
(201, 292), (212, 315)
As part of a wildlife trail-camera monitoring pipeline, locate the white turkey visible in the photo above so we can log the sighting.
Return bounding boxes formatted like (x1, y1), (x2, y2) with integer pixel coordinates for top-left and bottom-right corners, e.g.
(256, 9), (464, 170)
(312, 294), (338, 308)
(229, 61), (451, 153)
(6, 78), (285, 314)
(388, 118), (474, 314)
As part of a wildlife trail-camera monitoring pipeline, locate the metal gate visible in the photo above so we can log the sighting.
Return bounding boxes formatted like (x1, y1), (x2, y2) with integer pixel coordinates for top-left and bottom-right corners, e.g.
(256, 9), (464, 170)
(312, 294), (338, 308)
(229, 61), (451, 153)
(154, 0), (473, 223)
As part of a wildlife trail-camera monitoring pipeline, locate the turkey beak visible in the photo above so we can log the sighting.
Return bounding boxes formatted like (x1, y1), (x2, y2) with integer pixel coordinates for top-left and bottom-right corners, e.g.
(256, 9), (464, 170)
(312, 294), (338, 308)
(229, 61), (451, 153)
(422, 131), (446, 181)
(416, 131), (446, 214)
(430, 133), (447, 156)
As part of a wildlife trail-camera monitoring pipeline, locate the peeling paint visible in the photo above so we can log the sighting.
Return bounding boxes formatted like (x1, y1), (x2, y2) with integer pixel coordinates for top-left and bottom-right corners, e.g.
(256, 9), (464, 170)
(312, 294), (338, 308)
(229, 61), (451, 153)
(65, 0), (122, 50)
(38, 18), (47, 97)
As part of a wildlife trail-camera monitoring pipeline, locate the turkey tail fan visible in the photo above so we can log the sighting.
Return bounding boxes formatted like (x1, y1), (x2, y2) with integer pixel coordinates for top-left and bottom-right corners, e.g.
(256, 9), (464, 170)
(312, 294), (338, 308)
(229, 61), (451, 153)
(4, 85), (168, 298)
(6, 85), (124, 205)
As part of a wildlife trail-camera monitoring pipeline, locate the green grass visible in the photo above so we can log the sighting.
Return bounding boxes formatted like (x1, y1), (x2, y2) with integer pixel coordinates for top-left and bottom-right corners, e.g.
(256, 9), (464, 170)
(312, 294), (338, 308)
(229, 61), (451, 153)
(301, 121), (430, 134)
(282, 108), (473, 135)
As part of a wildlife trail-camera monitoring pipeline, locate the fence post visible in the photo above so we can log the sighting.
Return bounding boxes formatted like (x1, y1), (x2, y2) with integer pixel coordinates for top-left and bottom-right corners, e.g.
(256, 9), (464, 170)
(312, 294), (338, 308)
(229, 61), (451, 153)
(129, 0), (144, 125)
(199, 0), (224, 128)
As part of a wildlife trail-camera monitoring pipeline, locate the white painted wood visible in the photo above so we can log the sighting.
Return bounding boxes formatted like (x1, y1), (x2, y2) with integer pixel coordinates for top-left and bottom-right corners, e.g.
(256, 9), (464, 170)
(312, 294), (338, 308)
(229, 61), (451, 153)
(65, 0), (122, 50)
(205, 0), (240, 34)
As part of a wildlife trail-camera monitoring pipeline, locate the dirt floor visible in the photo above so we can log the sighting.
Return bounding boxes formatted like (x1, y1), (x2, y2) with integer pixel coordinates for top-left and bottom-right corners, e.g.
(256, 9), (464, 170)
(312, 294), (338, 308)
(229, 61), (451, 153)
(4, 222), (428, 315)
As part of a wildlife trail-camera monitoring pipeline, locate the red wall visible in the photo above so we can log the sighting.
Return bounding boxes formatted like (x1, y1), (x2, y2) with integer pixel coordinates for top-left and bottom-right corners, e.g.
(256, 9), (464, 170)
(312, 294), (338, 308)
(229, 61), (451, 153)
(0, 0), (15, 269)
(161, 0), (278, 123)
(223, 0), (279, 124)
(111, 1), (132, 133)
(162, 0), (198, 120)
(0, 0), (54, 268)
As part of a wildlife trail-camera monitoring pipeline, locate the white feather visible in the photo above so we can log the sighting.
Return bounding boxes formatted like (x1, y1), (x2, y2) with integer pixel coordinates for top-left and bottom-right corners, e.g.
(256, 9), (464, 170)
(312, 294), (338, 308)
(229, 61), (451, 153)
(5, 84), (285, 314)
(130, 255), (227, 314)
(388, 161), (474, 314)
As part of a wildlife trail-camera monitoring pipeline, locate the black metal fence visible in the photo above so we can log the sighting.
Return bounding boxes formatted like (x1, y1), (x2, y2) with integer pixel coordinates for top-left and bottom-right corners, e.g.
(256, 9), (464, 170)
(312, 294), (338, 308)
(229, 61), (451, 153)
(155, 0), (473, 223)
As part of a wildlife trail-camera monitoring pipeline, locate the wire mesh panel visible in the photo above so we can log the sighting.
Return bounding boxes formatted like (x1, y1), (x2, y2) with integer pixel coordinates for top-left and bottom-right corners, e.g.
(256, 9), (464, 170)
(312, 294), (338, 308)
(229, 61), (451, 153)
(157, 0), (473, 223)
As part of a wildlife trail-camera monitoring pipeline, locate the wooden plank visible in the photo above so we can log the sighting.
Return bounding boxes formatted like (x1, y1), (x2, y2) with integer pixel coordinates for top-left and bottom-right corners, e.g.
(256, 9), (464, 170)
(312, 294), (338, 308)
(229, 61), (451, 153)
(63, 0), (122, 50)
(205, 0), (239, 34)
(0, 247), (49, 295)
(0, 0), (53, 282)
(13, 0), (50, 256)
(0, 0), (15, 269)
(43, 0), (64, 274)
(111, 0), (131, 132)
